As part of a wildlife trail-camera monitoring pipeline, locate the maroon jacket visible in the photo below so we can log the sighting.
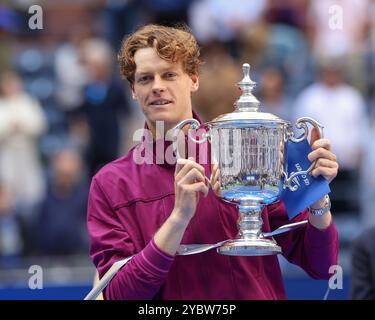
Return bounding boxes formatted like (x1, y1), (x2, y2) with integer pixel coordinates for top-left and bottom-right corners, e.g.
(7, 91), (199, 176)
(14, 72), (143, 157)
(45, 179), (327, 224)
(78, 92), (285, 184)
(87, 112), (339, 300)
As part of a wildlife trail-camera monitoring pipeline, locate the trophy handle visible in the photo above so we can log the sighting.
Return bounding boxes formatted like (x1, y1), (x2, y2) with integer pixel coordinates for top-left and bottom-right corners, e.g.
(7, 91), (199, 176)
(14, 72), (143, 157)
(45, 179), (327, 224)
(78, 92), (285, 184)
(172, 118), (210, 159)
(283, 117), (324, 191)
(172, 119), (212, 187)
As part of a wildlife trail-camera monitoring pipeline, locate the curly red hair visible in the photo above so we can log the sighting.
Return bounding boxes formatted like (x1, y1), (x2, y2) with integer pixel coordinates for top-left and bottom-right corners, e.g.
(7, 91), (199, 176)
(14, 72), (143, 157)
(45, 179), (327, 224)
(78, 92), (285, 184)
(118, 24), (202, 85)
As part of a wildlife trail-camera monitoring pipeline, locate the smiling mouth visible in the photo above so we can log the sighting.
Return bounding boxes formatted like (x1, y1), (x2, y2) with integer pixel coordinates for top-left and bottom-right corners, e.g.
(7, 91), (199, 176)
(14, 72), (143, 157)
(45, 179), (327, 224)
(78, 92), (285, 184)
(149, 99), (173, 106)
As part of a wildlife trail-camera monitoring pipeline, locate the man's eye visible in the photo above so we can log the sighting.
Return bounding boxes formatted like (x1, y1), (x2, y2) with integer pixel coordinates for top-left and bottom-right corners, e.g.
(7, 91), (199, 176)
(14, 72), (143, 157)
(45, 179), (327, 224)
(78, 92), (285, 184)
(165, 73), (177, 79)
(138, 76), (151, 83)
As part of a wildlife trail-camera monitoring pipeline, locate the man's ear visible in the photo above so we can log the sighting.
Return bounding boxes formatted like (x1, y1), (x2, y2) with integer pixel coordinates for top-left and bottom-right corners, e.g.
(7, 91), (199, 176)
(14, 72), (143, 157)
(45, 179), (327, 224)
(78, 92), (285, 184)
(190, 74), (199, 92)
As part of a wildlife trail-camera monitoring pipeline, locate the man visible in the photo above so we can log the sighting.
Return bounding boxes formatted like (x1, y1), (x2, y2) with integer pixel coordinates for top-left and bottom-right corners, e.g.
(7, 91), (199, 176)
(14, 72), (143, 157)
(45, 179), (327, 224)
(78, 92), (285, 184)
(87, 24), (339, 300)
(71, 39), (131, 177)
(351, 226), (375, 300)
(35, 148), (88, 255)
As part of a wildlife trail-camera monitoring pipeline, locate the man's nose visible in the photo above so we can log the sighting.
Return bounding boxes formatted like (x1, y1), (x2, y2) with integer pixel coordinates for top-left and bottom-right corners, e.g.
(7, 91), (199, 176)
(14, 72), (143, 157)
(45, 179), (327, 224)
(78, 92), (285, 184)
(152, 76), (166, 94)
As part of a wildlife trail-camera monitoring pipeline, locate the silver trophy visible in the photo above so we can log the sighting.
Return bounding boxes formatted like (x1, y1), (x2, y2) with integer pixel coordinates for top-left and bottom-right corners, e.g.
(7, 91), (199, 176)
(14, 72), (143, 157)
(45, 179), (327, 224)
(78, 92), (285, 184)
(173, 63), (323, 256)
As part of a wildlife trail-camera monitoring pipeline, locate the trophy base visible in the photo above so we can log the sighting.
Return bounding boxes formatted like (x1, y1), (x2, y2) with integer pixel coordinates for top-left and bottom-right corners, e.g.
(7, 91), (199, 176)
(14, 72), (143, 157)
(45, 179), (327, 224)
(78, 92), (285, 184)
(217, 238), (282, 256)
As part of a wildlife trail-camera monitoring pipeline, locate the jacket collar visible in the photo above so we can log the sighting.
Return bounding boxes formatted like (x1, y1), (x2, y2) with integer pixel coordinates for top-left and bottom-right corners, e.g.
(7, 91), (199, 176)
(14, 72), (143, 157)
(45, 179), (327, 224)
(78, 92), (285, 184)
(141, 110), (206, 167)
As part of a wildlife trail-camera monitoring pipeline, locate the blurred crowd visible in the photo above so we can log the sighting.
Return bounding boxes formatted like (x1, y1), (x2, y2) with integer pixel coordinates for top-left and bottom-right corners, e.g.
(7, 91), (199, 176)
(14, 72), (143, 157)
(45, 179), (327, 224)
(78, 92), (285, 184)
(0, 0), (375, 272)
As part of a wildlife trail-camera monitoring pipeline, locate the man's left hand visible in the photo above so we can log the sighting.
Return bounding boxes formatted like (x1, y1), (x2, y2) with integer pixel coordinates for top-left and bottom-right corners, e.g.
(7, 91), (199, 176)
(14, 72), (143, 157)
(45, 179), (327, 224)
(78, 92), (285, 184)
(308, 127), (339, 183)
(308, 128), (338, 229)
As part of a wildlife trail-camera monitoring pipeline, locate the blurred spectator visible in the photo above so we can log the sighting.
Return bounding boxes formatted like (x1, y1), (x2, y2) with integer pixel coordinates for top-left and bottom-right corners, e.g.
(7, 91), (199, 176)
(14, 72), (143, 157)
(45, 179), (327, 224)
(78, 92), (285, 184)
(293, 58), (370, 214)
(0, 4), (20, 35)
(258, 65), (292, 121)
(360, 96), (375, 227)
(0, 182), (23, 261)
(365, 1), (375, 97)
(239, 22), (315, 96)
(34, 148), (88, 256)
(350, 226), (375, 299)
(0, 6), (16, 74)
(264, 0), (310, 30)
(103, 0), (143, 52)
(192, 42), (241, 121)
(308, 0), (371, 59)
(54, 27), (91, 112)
(70, 39), (131, 177)
(307, 0), (372, 92)
(140, 0), (192, 26)
(189, 0), (267, 45)
(0, 71), (47, 219)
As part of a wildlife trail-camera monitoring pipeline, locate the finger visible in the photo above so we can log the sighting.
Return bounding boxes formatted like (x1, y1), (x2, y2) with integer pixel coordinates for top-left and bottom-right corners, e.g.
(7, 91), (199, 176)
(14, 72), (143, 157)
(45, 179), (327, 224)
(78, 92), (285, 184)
(180, 167), (206, 185)
(311, 167), (338, 181)
(279, 140), (285, 165)
(210, 162), (218, 180)
(185, 181), (209, 197)
(175, 157), (200, 175)
(311, 138), (332, 151)
(175, 158), (186, 176)
(213, 181), (221, 197)
(314, 158), (339, 169)
(211, 162), (219, 170)
(279, 150), (284, 165)
(308, 148), (337, 162)
(210, 164), (220, 185)
(175, 158), (205, 181)
(211, 163), (218, 174)
(310, 127), (320, 146)
(213, 167), (220, 183)
(176, 161), (204, 182)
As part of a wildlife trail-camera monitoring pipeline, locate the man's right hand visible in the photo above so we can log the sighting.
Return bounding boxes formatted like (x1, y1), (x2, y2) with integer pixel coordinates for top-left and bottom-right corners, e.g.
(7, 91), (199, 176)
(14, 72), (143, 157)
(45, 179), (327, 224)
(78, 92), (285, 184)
(172, 157), (209, 224)
(153, 157), (209, 256)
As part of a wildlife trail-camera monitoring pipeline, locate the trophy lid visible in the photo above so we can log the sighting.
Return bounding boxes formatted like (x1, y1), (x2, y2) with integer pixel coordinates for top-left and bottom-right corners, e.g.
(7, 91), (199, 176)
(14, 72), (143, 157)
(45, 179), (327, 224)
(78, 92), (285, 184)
(207, 63), (289, 128)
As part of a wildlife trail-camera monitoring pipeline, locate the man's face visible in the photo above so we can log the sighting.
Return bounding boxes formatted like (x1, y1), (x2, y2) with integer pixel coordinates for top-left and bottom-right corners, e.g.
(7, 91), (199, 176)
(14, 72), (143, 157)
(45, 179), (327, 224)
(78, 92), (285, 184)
(132, 47), (199, 135)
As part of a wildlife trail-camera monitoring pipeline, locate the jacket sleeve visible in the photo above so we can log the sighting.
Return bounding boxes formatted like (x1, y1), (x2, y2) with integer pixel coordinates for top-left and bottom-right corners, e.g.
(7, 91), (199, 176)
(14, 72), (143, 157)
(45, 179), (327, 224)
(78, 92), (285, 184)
(87, 177), (174, 300)
(267, 201), (339, 280)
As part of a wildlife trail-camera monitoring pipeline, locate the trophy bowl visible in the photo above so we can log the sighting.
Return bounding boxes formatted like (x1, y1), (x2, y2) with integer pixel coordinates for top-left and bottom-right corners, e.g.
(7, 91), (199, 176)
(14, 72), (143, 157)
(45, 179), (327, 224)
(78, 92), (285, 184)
(173, 63), (323, 256)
